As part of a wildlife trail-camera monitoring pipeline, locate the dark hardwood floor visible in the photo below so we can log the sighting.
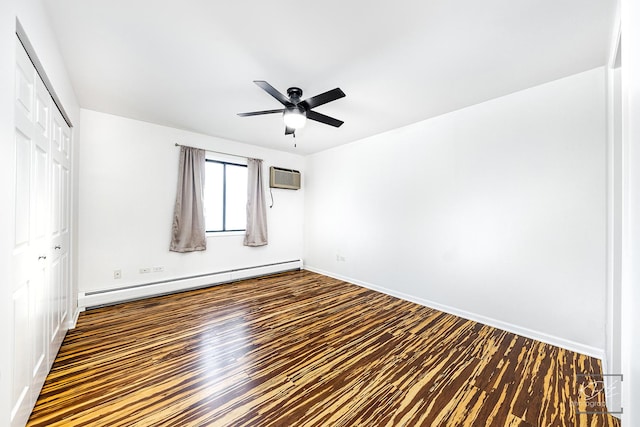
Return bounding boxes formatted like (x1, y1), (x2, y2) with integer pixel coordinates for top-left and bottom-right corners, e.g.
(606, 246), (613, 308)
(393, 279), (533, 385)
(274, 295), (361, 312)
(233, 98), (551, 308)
(27, 270), (619, 426)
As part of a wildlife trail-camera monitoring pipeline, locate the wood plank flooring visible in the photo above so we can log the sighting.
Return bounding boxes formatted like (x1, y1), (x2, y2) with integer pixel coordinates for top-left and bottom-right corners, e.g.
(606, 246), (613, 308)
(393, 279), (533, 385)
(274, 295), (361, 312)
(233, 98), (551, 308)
(28, 270), (619, 426)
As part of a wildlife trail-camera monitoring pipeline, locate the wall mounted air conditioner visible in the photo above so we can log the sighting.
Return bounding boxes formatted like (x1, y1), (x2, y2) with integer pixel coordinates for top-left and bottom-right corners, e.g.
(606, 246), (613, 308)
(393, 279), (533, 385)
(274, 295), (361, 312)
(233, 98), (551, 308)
(270, 166), (301, 190)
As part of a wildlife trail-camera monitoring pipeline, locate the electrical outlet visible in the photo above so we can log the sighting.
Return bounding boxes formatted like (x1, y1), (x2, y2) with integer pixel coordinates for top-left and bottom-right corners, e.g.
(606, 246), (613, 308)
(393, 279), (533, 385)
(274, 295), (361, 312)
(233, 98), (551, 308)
(114, 270), (122, 279)
(152, 266), (164, 273)
(139, 267), (151, 274)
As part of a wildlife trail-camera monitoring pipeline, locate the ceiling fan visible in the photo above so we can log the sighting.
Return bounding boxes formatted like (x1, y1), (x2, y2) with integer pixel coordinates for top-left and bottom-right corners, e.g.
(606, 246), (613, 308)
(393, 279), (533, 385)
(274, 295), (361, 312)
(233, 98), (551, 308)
(238, 80), (346, 136)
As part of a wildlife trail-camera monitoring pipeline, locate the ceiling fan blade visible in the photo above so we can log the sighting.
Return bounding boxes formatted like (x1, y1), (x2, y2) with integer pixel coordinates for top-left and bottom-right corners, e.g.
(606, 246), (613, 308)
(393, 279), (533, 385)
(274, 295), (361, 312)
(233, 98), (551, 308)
(285, 126), (295, 135)
(300, 88), (345, 110)
(254, 80), (292, 106)
(237, 109), (284, 117)
(307, 110), (344, 128)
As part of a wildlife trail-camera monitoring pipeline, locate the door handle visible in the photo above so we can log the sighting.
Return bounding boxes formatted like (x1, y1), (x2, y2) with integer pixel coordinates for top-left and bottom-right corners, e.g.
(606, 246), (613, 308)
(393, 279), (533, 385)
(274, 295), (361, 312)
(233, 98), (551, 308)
(54, 245), (61, 250)
(38, 255), (47, 260)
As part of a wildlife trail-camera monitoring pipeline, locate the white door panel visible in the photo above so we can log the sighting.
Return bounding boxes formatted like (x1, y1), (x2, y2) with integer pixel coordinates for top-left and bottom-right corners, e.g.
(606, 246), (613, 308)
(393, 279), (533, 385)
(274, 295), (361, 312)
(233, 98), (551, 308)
(61, 253), (69, 325)
(14, 44), (33, 125)
(34, 144), (48, 241)
(31, 127), (50, 408)
(14, 131), (31, 252)
(11, 40), (36, 427)
(35, 87), (49, 140)
(50, 106), (71, 354)
(49, 257), (61, 346)
(11, 283), (30, 425)
(11, 37), (73, 427)
(62, 164), (70, 233)
(31, 262), (48, 399)
(51, 160), (61, 238)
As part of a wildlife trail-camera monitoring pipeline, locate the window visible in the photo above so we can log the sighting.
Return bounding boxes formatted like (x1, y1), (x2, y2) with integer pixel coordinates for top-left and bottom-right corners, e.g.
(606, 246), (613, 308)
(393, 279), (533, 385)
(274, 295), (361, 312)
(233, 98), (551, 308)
(204, 159), (247, 232)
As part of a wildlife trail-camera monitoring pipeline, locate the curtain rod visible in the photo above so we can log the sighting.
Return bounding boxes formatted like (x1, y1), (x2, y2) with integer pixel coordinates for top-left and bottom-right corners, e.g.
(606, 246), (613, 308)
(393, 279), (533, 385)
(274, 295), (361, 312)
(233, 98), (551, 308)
(174, 142), (262, 161)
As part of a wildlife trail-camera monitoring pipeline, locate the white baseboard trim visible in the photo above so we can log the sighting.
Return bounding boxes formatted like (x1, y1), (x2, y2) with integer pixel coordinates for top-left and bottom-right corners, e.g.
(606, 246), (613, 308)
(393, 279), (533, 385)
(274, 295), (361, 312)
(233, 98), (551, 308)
(67, 308), (81, 329)
(600, 353), (623, 418)
(304, 265), (604, 360)
(78, 260), (302, 310)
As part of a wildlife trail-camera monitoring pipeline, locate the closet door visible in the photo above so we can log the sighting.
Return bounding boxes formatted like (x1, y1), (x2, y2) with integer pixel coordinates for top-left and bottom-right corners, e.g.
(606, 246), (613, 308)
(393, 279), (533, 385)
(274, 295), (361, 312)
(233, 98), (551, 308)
(12, 37), (51, 427)
(10, 37), (71, 427)
(49, 105), (71, 360)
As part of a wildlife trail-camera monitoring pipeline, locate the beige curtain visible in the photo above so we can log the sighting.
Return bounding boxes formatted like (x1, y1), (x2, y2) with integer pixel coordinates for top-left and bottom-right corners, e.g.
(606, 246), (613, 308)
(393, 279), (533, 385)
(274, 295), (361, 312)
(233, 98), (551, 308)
(244, 158), (268, 246)
(170, 146), (206, 252)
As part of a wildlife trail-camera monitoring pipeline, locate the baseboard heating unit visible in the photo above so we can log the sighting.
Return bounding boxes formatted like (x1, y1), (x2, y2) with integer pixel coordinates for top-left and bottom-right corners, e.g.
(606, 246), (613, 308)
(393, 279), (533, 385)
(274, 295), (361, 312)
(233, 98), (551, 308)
(78, 259), (302, 310)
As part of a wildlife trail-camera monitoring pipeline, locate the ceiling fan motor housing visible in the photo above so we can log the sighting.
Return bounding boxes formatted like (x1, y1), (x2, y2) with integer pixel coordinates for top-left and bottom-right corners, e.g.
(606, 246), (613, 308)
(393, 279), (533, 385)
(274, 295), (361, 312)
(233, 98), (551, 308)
(287, 87), (303, 102)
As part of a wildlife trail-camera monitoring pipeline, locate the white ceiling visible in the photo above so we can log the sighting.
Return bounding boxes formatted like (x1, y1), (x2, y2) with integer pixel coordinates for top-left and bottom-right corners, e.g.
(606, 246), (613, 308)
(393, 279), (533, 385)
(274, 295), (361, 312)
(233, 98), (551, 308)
(43, 0), (615, 154)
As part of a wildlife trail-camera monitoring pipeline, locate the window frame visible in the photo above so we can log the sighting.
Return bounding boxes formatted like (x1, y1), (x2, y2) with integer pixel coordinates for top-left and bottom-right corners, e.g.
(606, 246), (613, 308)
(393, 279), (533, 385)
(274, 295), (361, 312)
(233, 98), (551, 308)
(204, 158), (248, 234)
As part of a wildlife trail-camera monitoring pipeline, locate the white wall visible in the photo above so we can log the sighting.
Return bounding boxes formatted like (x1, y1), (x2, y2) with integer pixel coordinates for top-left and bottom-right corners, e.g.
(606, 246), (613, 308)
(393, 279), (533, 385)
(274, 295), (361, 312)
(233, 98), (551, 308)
(78, 109), (304, 294)
(604, 8), (622, 414)
(305, 67), (607, 356)
(0, 3), (15, 421)
(621, 0), (640, 421)
(0, 0), (80, 424)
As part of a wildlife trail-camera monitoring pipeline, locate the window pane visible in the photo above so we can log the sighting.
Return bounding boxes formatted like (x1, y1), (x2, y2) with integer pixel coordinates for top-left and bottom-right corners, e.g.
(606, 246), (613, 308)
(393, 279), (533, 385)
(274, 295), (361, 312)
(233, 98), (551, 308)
(225, 164), (247, 230)
(204, 162), (224, 231)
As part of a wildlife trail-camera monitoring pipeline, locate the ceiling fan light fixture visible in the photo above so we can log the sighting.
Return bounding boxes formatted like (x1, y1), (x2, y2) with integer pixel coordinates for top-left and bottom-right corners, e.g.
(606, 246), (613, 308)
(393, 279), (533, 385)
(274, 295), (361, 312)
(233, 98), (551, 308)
(283, 107), (307, 129)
